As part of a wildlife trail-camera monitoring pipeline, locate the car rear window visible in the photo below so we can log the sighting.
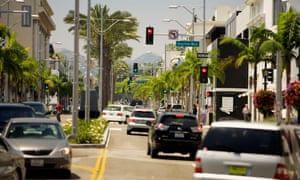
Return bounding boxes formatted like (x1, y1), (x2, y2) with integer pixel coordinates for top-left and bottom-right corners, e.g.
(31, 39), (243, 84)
(0, 107), (35, 122)
(201, 127), (283, 156)
(160, 115), (198, 128)
(133, 111), (155, 118)
(105, 106), (121, 111)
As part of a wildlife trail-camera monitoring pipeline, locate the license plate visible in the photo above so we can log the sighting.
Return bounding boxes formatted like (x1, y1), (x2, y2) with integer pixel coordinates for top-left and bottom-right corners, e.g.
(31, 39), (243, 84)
(174, 132), (184, 138)
(31, 159), (44, 167)
(228, 165), (247, 175)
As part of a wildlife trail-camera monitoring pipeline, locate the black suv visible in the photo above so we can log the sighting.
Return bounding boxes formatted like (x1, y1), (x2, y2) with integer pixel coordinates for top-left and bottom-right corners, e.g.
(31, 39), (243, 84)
(0, 103), (35, 132)
(147, 112), (202, 159)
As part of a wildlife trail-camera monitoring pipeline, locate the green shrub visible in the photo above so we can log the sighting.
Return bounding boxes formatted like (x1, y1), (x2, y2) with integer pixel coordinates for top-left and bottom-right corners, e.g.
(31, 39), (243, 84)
(63, 117), (108, 144)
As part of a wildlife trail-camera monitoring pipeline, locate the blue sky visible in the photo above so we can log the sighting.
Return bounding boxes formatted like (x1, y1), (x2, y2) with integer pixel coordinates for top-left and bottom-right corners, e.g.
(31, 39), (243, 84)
(47, 0), (244, 59)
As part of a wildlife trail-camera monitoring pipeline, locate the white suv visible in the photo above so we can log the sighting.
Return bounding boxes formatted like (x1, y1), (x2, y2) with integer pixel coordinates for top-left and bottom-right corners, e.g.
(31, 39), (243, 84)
(101, 104), (133, 124)
(193, 121), (300, 180)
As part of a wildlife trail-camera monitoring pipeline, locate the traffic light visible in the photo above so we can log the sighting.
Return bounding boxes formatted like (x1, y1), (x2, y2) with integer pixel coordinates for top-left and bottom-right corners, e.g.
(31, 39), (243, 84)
(162, 89), (167, 94)
(146, 26), (154, 45)
(129, 76), (133, 83)
(200, 66), (208, 83)
(44, 83), (49, 90)
(206, 91), (213, 97)
(267, 68), (273, 82)
(133, 63), (138, 73)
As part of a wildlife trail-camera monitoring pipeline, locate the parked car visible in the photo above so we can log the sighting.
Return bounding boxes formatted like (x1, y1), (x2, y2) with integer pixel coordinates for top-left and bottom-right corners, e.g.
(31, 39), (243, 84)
(126, 108), (156, 135)
(147, 112), (202, 159)
(0, 103), (35, 132)
(172, 104), (184, 112)
(0, 135), (26, 180)
(101, 104), (134, 124)
(2, 118), (72, 178)
(22, 101), (51, 117)
(193, 121), (299, 180)
(156, 107), (166, 115)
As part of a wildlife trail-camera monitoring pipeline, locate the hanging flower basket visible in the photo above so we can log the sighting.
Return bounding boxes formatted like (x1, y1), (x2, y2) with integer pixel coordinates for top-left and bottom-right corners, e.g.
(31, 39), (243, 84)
(253, 89), (275, 114)
(284, 80), (300, 109)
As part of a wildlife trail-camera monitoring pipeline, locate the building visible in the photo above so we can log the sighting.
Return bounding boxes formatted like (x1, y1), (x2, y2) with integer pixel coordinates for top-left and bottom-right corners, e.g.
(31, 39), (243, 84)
(0, 0), (56, 101)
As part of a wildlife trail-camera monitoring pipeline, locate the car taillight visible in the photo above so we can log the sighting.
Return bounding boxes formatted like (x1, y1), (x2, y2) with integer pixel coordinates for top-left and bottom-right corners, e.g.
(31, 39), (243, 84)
(117, 113), (123, 116)
(128, 118), (135, 123)
(102, 112), (106, 115)
(157, 123), (164, 130)
(194, 157), (202, 173)
(274, 163), (289, 180)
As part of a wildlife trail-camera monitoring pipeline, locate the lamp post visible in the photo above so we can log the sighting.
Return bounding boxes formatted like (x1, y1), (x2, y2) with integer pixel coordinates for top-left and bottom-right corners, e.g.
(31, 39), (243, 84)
(168, 5), (196, 113)
(98, 9), (130, 113)
(85, 0), (91, 121)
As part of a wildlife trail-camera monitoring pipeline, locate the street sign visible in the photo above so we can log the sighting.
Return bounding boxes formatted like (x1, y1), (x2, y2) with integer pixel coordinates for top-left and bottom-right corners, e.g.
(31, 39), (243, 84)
(176, 40), (199, 47)
(197, 52), (209, 58)
(168, 30), (179, 39)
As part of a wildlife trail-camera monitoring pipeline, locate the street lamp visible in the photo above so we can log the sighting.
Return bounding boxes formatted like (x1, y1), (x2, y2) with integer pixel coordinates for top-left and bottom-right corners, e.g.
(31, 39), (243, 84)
(168, 4), (196, 113)
(163, 18), (186, 30)
(98, 9), (130, 113)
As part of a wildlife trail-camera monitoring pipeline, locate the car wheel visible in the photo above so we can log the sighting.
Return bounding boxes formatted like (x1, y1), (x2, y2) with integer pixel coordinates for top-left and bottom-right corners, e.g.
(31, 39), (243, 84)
(127, 130), (131, 135)
(11, 170), (20, 180)
(62, 170), (71, 178)
(151, 148), (158, 158)
(189, 151), (196, 160)
(147, 143), (151, 155)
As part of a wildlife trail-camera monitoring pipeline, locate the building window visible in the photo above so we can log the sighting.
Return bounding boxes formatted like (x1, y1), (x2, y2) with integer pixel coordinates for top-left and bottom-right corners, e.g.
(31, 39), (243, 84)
(21, 5), (31, 27)
(273, 0), (287, 25)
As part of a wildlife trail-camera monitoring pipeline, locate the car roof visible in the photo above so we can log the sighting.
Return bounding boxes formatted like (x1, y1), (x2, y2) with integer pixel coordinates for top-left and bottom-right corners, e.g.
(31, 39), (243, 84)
(22, 101), (45, 105)
(133, 108), (154, 111)
(0, 103), (32, 108)
(9, 117), (59, 124)
(211, 121), (281, 131)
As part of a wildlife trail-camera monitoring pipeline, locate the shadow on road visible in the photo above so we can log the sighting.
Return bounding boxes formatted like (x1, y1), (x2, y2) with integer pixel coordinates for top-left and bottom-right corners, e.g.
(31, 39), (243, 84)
(26, 170), (80, 179)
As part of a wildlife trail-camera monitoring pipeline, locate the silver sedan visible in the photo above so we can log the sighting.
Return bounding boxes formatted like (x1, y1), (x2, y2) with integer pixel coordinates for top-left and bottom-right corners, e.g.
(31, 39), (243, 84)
(2, 118), (72, 178)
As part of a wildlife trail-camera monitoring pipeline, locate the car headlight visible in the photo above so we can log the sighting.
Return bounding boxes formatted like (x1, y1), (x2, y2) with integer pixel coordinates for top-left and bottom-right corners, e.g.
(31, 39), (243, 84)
(53, 147), (71, 156)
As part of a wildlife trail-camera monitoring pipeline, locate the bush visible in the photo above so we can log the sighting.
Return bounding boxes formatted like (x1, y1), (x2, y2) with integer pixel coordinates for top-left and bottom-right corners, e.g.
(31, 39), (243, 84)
(63, 117), (108, 144)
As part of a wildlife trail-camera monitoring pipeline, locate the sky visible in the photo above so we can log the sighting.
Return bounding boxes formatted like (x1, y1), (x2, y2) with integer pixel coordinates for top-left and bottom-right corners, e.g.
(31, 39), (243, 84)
(47, 0), (244, 60)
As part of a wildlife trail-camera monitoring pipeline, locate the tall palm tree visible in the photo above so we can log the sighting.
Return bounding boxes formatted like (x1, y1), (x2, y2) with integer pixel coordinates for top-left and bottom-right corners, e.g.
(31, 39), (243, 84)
(64, 4), (139, 109)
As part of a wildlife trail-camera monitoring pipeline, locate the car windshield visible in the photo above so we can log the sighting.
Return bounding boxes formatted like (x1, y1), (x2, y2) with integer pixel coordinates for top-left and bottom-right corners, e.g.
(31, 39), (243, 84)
(7, 123), (65, 140)
(160, 115), (197, 127)
(24, 104), (46, 113)
(201, 127), (283, 155)
(133, 111), (155, 118)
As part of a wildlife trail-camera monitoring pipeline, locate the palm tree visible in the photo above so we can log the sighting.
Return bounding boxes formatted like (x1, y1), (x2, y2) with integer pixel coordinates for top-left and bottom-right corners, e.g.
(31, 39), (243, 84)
(64, 4), (139, 109)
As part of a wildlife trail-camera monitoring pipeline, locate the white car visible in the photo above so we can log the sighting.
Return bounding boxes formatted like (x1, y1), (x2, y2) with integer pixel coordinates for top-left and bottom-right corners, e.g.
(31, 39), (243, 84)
(101, 104), (134, 124)
(126, 108), (156, 134)
(193, 121), (299, 180)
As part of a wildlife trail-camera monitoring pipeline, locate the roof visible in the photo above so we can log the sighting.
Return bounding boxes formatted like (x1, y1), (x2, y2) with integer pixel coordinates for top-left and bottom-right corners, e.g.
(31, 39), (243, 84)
(0, 103), (33, 108)
(9, 117), (59, 124)
(211, 121), (281, 131)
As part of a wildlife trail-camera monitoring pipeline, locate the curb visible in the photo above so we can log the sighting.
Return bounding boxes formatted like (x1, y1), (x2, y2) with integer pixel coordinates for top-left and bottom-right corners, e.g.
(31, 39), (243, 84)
(70, 126), (110, 148)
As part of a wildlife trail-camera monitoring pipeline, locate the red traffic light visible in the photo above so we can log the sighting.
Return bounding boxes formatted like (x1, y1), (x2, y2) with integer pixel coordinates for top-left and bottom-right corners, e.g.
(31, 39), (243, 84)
(146, 27), (154, 45)
(200, 66), (208, 83)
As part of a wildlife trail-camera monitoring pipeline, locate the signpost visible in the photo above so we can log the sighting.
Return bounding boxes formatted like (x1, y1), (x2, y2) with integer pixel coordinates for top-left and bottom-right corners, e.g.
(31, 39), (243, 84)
(197, 52), (209, 58)
(176, 40), (199, 47)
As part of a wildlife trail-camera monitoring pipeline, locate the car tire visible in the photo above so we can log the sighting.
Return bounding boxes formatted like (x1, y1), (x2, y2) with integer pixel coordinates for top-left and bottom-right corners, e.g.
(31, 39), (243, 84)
(147, 143), (151, 155)
(127, 130), (131, 135)
(62, 170), (71, 178)
(189, 151), (196, 160)
(150, 148), (158, 158)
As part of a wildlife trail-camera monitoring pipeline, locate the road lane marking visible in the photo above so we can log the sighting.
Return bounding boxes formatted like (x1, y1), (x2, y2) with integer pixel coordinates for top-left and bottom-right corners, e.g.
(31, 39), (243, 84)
(98, 148), (108, 180)
(90, 148), (104, 180)
(72, 164), (94, 172)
